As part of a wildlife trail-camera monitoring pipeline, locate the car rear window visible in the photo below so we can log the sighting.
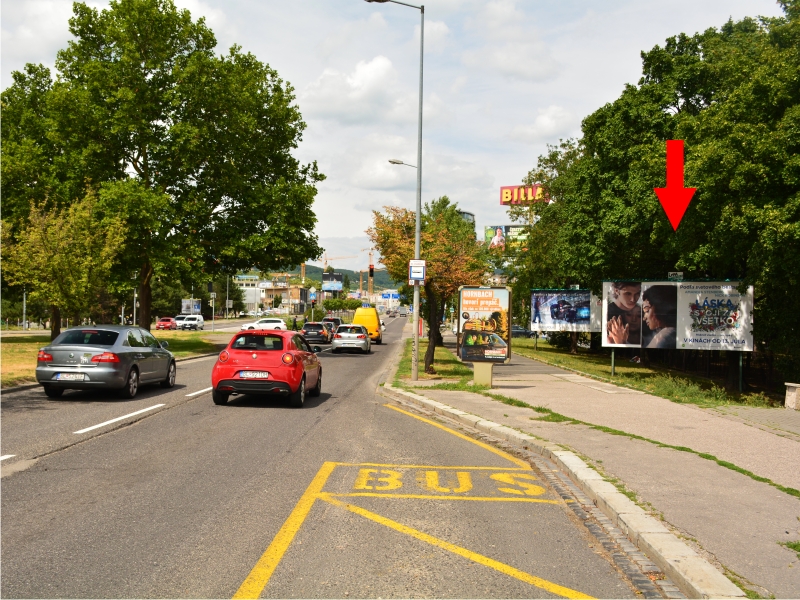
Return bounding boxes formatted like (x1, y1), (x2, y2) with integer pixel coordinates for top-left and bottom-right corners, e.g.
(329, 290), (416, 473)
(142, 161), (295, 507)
(54, 330), (120, 346)
(232, 335), (284, 350)
(304, 324), (323, 331)
(338, 326), (363, 334)
(159, 318), (172, 322)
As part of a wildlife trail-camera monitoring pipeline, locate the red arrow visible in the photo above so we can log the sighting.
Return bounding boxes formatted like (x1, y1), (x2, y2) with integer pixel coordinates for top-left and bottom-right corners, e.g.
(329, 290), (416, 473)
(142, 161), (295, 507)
(654, 139), (696, 231)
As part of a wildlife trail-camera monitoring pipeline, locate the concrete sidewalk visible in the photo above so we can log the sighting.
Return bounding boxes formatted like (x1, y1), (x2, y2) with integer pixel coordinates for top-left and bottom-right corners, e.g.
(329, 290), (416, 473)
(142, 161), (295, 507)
(397, 331), (800, 598)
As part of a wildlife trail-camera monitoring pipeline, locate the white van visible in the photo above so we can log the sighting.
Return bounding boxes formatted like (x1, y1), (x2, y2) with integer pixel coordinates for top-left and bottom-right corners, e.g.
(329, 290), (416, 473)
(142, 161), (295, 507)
(397, 306), (409, 316)
(180, 315), (204, 330)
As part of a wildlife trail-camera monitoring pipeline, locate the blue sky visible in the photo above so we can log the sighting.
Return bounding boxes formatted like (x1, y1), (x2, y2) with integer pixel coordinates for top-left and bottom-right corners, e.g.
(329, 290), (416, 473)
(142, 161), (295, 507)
(2, 0), (786, 272)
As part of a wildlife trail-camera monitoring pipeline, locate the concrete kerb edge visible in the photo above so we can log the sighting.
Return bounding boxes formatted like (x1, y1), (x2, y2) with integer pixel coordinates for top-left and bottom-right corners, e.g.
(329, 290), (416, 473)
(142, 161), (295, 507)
(0, 352), (221, 395)
(377, 383), (745, 599)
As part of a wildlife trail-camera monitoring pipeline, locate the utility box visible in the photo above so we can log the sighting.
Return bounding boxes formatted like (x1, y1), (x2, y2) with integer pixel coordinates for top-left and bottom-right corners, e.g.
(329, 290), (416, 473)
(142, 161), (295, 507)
(786, 383), (800, 410)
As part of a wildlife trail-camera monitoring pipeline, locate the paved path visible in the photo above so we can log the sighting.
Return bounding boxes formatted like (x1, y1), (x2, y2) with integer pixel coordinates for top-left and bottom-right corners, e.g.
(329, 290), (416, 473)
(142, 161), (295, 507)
(402, 336), (800, 598)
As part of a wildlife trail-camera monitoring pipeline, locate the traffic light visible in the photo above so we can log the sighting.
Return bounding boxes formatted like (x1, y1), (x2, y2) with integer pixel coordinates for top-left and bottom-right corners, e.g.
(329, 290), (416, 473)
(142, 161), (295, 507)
(207, 282), (213, 293)
(311, 300), (316, 309)
(369, 265), (374, 277)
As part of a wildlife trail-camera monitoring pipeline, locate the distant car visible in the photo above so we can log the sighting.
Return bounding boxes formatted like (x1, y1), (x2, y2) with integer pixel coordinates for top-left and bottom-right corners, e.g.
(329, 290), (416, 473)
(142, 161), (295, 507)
(210, 331), (322, 407)
(241, 318), (287, 331)
(397, 307), (409, 316)
(179, 315), (204, 330)
(511, 326), (535, 338)
(35, 325), (176, 399)
(155, 317), (178, 330)
(322, 317), (343, 331)
(332, 325), (371, 354)
(300, 322), (331, 344)
(321, 321), (335, 337)
(174, 315), (187, 327)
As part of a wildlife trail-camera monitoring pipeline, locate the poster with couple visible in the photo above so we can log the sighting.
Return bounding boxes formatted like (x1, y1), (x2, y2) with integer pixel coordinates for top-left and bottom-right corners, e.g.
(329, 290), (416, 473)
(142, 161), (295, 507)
(530, 290), (601, 332)
(602, 281), (754, 351)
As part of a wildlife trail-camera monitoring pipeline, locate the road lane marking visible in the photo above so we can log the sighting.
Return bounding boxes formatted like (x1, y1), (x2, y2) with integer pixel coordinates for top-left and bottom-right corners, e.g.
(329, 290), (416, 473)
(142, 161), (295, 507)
(384, 404), (532, 469)
(233, 461), (337, 600)
(185, 387), (213, 397)
(320, 494), (594, 599)
(73, 404), (165, 434)
(0, 455), (16, 461)
(324, 492), (560, 503)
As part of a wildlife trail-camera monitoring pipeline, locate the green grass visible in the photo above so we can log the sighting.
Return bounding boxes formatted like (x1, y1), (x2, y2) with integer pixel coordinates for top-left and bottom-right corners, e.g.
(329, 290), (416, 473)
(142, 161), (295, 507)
(513, 338), (778, 408)
(781, 540), (800, 559)
(152, 330), (223, 358)
(395, 338), (474, 382)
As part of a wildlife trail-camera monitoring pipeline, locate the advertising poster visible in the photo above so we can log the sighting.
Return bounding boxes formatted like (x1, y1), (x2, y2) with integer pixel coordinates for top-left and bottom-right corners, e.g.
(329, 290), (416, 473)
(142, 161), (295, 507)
(322, 272), (343, 291)
(457, 287), (511, 363)
(602, 281), (753, 351)
(181, 299), (201, 314)
(530, 290), (601, 332)
(484, 225), (533, 251)
(677, 283), (754, 351)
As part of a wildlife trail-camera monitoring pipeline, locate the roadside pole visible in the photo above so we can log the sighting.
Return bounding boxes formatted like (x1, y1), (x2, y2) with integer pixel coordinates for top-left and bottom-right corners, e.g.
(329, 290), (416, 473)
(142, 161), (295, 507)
(22, 287), (27, 331)
(133, 288), (137, 326)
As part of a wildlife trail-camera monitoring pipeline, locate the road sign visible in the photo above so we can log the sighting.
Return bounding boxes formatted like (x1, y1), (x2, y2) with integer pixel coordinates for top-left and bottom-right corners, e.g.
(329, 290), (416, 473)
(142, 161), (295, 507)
(210, 292), (217, 299)
(409, 259), (426, 282)
(309, 287), (317, 293)
(226, 300), (233, 308)
(309, 292), (317, 300)
(362, 302), (371, 308)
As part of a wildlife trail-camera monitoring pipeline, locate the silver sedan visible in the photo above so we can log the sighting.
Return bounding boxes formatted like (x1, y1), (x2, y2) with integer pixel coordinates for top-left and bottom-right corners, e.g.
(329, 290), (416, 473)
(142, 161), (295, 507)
(331, 325), (371, 354)
(35, 325), (176, 399)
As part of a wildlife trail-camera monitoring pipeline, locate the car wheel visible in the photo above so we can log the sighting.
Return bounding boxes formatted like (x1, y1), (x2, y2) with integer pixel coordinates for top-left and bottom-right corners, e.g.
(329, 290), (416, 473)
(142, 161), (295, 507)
(43, 385), (64, 399)
(248, 326), (255, 330)
(290, 377), (305, 408)
(310, 370), (321, 397)
(119, 368), (139, 399)
(332, 348), (340, 354)
(376, 336), (382, 345)
(366, 346), (371, 354)
(160, 361), (176, 388)
(212, 389), (229, 405)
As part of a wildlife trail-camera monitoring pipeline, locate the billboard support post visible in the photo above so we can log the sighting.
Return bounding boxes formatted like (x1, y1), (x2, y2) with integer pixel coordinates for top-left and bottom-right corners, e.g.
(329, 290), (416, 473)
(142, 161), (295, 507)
(739, 352), (743, 394)
(611, 350), (615, 376)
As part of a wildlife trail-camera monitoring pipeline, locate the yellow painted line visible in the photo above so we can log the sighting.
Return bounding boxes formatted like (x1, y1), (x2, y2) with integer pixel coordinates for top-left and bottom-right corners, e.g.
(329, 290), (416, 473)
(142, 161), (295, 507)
(333, 462), (530, 470)
(384, 404), (532, 470)
(320, 495), (594, 599)
(324, 492), (560, 504)
(232, 462), (336, 599)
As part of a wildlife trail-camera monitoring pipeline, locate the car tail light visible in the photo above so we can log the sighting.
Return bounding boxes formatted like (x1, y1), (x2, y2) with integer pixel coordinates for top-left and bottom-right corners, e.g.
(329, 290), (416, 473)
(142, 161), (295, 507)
(218, 350), (229, 362)
(300, 329), (306, 335)
(37, 350), (53, 362)
(357, 334), (366, 339)
(334, 334), (342, 339)
(282, 353), (295, 365)
(91, 352), (120, 363)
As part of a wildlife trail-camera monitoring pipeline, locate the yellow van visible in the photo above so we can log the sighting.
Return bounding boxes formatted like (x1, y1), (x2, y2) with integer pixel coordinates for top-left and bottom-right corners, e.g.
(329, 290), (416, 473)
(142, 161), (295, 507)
(352, 307), (383, 344)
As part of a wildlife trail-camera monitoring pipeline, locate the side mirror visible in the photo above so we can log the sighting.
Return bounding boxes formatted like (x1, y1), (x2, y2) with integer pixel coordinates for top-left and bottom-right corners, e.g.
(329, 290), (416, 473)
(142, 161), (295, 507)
(313, 346), (322, 353)
(160, 341), (170, 349)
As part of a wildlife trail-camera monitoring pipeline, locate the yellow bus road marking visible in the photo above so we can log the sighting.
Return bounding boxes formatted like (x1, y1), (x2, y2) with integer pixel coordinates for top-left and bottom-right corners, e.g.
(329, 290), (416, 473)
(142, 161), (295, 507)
(323, 491), (561, 503)
(384, 404), (532, 470)
(333, 462), (530, 470)
(232, 462), (337, 600)
(320, 494), (595, 599)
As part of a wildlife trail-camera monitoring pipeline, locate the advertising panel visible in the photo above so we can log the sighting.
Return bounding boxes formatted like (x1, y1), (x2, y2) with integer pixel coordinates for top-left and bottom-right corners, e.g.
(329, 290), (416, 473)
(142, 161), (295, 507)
(181, 299), (201, 314)
(602, 281), (753, 351)
(499, 185), (547, 205)
(530, 290), (601, 332)
(322, 272), (343, 291)
(484, 225), (531, 251)
(457, 287), (511, 363)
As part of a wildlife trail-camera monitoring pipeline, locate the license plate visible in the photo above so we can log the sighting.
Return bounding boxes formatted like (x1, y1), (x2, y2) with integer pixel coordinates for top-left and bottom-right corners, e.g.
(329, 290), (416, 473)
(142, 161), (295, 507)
(240, 371), (269, 379)
(57, 373), (85, 381)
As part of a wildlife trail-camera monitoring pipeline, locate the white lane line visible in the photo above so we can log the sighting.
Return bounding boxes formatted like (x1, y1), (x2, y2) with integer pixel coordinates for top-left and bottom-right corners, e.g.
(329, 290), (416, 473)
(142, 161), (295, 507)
(74, 404), (165, 434)
(185, 386), (213, 397)
(0, 455), (16, 461)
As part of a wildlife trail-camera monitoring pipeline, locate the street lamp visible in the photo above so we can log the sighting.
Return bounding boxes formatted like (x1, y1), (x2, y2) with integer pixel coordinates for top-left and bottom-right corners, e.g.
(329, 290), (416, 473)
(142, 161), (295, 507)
(368, 0), (424, 381)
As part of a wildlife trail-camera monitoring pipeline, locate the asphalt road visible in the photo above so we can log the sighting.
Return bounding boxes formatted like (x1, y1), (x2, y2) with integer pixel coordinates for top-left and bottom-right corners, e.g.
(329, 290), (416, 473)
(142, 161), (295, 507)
(2, 317), (636, 598)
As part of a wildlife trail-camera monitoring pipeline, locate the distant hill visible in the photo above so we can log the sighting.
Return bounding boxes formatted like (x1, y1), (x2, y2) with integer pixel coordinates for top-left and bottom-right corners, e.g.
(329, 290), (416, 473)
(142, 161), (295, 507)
(286, 264), (402, 291)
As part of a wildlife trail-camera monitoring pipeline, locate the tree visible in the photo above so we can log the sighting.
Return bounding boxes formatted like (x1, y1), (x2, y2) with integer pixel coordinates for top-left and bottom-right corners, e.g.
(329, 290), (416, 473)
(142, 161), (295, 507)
(2, 0), (324, 331)
(369, 197), (487, 373)
(1, 193), (126, 339)
(273, 294), (283, 309)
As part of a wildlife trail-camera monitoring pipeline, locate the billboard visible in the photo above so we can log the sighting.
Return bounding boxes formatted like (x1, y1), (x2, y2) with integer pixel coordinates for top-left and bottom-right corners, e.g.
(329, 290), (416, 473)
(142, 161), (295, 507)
(181, 299), (201, 314)
(484, 225), (532, 250)
(457, 287), (511, 363)
(322, 272), (343, 291)
(602, 281), (753, 351)
(499, 185), (547, 205)
(531, 290), (601, 332)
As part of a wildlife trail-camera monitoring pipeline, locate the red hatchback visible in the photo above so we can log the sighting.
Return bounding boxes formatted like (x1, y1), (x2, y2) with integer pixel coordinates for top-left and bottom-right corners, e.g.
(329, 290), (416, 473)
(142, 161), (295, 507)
(155, 317), (177, 330)
(211, 330), (322, 407)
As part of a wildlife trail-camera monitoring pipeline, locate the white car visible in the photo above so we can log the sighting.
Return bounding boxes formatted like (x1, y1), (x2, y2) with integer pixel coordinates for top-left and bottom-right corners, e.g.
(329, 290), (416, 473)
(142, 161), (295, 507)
(180, 315), (204, 330)
(240, 318), (287, 331)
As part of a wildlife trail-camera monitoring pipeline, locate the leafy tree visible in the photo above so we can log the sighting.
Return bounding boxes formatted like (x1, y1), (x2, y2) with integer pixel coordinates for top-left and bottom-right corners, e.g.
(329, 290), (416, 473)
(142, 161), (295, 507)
(2, 0), (324, 331)
(1, 193), (126, 339)
(273, 294), (283, 309)
(369, 197), (487, 372)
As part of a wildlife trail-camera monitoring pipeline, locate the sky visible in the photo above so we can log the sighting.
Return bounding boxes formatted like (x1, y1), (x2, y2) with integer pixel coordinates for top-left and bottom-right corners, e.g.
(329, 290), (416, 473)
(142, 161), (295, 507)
(1, 0), (786, 273)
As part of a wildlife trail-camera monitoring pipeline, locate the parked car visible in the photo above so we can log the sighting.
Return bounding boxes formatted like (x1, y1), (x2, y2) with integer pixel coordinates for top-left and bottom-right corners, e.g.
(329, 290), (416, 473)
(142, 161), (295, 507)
(332, 325), (371, 354)
(210, 331), (322, 407)
(511, 325), (535, 338)
(155, 317), (178, 330)
(352, 307), (383, 344)
(322, 317), (343, 331)
(240, 318), (287, 331)
(36, 325), (176, 399)
(174, 315), (187, 327)
(179, 315), (204, 330)
(300, 322), (331, 344)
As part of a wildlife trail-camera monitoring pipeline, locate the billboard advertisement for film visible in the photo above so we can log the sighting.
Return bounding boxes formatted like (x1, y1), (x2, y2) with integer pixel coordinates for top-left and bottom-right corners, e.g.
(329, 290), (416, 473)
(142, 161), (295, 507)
(457, 287), (511, 363)
(322, 272), (343, 291)
(602, 281), (753, 351)
(530, 290), (601, 332)
(181, 299), (202, 314)
(484, 225), (532, 251)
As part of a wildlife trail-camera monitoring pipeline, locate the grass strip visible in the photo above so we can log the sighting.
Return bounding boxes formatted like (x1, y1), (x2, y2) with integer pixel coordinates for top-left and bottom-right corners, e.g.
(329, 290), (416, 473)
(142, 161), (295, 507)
(478, 390), (800, 499)
(781, 541), (800, 560)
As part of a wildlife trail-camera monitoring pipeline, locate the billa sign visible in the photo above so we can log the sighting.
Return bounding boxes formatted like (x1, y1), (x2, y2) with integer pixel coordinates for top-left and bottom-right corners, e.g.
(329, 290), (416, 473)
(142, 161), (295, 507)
(500, 184), (547, 205)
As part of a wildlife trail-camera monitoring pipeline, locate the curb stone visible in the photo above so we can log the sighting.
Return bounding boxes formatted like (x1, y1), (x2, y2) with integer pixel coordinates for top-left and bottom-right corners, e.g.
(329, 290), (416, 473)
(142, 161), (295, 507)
(378, 383), (745, 600)
(1, 352), (221, 395)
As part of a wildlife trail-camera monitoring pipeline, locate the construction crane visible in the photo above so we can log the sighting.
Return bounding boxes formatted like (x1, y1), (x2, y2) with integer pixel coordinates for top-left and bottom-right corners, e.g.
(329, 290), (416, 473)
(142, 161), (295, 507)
(269, 272), (292, 286)
(359, 266), (387, 297)
(322, 252), (358, 270)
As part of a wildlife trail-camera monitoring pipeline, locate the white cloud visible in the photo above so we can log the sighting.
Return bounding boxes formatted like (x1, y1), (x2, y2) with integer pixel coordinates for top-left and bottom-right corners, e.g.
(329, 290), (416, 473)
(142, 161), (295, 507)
(317, 12), (387, 59)
(509, 105), (577, 143)
(415, 20), (450, 53)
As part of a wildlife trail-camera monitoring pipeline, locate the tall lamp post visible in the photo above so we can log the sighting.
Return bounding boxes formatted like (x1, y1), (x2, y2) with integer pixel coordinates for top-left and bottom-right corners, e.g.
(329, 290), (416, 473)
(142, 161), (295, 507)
(367, 0), (424, 381)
